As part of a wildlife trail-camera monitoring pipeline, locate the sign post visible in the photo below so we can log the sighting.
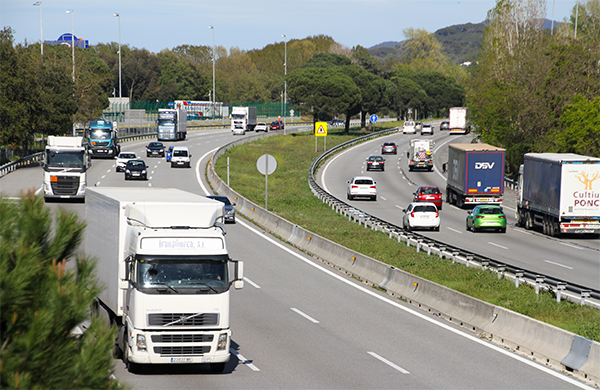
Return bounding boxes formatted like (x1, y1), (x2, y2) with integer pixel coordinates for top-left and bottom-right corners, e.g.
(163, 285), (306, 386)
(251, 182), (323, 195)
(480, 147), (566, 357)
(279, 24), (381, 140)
(315, 122), (327, 152)
(256, 154), (277, 210)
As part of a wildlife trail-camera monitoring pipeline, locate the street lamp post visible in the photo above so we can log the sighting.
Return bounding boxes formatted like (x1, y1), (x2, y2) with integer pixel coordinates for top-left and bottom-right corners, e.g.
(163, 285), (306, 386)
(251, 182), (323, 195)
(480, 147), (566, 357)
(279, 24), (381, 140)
(282, 34), (287, 131)
(209, 26), (215, 120)
(33, 2), (43, 56)
(66, 9), (74, 82)
(113, 13), (122, 115)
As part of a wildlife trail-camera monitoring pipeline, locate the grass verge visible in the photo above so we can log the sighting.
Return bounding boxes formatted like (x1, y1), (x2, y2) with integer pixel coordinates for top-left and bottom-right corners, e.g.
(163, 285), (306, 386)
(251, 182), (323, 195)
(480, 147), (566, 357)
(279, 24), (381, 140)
(214, 124), (600, 342)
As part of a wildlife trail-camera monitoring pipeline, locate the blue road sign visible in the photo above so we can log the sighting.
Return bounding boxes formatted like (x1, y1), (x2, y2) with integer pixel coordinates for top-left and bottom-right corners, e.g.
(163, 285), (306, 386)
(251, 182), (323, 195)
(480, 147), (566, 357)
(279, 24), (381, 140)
(370, 114), (378, 123)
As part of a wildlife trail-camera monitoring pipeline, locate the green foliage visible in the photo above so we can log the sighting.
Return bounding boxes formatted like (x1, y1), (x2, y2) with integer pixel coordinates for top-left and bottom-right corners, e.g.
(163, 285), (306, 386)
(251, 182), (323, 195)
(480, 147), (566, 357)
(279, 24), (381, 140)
(303, 53), (351, 68)
(214, 129), (600, 342)
(550, 95), (600, 155)
(0, 193), (121, 389)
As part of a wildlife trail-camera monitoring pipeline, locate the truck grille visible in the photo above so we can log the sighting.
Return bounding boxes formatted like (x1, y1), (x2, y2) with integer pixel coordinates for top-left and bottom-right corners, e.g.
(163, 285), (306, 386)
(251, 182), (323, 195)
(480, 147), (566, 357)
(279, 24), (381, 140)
(51, 176), (79, 195)
(154, 346), (211, 356)
(151, 334), (214, 343)
(148, 313), (219, 326)
(93, 141), (110, 147)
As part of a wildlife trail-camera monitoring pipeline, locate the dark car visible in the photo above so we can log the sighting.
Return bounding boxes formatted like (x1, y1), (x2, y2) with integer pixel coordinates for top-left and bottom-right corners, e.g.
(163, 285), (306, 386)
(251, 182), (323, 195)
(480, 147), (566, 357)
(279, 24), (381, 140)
(124, 159), (148, 180)
(206, 195), (236, 223)
(329, 118), (346, 127)
(270, 120), (284, 130)
(413, 186), (442, 210)
(381, 142), (397, 155)
(440, 121), (450, 131)
(146, 142), (165, 157)
(366, 155), (385, 171)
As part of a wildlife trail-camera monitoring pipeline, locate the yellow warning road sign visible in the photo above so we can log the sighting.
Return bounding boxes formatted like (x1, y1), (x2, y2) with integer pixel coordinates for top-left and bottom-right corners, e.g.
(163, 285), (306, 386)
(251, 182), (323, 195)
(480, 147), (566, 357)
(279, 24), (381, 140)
(315, 122), (327, 137)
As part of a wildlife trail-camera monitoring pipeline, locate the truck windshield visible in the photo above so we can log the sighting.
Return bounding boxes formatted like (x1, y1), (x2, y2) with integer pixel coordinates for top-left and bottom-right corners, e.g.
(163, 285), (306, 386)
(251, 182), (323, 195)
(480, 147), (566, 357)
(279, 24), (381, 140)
(89, 129), (112, 140)
(137, 259), (229, 293)
(46, 151), (85, 168)
(158, 119), (175, 125)
(231, 114), (245, 119)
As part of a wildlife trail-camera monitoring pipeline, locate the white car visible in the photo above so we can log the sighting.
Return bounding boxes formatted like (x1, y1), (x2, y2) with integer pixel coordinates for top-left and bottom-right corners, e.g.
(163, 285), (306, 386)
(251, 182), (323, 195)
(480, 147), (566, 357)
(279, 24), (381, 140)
(255, 122), (269, 132)
(115, 152), (137, 172)
(347, 176), (377, 201)
(402, 202), (440, 231)
(421, 124), (433, 135)
(170, 146), (191, 168)
(402, 121), (416, 134)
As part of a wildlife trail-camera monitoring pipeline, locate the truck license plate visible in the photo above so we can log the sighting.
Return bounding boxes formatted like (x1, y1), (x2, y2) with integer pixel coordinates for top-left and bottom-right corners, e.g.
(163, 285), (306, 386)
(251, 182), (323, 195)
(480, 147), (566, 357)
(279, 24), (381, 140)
(171, 357), (193, 363)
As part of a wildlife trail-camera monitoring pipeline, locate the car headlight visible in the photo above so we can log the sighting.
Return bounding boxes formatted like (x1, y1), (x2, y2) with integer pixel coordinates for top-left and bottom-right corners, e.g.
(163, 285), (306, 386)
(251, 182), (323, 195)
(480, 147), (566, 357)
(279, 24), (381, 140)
(136, 334), (147, 351)
(159, 149), (164, 152)
(142, 170), (147, 174)
(217, 333), (227, 351)
(125, 169), (130, 173)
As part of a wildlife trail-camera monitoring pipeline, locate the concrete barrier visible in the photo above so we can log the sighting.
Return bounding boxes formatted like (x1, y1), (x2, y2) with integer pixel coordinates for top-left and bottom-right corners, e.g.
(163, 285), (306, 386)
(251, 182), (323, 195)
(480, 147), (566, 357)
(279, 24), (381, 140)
(206, 132), (600, 385)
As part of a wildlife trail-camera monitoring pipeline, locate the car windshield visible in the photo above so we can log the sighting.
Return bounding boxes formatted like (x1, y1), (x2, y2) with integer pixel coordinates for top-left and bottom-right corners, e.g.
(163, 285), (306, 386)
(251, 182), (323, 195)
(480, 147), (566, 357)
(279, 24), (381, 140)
(479, 208), (503, 215)
(127, 160), (145, 167)
(149, 142), (162, 147)
(120, 153), (136, 159)
(173, 150), (188, 157)
(414, 205), (437, 213)
(420, 188), (440, 195)
(354, 179), (373, 185)
(369, 157), (383, 162)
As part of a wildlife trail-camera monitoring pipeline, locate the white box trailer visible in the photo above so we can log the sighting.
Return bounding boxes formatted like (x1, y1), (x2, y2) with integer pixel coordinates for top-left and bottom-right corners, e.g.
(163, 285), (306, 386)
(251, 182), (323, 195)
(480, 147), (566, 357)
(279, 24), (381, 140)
(516, 153), (600, 236)
(449, 107), (468, 134)
(85, 187), (243, 372)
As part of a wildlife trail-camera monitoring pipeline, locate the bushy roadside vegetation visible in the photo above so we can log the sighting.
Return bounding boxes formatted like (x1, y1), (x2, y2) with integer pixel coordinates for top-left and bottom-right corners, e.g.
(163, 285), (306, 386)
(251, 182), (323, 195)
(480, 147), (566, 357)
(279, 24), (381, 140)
(214, 126), (600, 342)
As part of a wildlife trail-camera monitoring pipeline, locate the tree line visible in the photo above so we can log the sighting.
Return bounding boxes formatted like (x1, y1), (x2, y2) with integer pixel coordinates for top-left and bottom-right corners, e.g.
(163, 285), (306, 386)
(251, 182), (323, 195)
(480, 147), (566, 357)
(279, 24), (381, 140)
(1, 27), (465, 149)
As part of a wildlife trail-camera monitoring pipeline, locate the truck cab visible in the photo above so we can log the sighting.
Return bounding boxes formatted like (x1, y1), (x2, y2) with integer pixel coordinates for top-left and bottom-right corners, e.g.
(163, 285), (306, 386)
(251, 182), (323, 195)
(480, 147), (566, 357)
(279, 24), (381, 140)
(86, 119), (120, 158)
(43, 136), (90, 201)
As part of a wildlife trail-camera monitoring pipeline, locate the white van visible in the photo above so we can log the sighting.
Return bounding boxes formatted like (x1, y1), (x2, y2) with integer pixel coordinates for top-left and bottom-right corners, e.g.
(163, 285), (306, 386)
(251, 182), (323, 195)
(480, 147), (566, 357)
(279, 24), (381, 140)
(170, 146), (191, 168)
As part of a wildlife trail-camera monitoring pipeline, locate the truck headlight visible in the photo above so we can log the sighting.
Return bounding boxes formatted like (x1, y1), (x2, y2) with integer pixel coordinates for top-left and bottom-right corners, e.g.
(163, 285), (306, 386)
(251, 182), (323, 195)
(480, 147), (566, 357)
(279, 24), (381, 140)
(217, 333), (227, 351)
(136, 334), (147, 351)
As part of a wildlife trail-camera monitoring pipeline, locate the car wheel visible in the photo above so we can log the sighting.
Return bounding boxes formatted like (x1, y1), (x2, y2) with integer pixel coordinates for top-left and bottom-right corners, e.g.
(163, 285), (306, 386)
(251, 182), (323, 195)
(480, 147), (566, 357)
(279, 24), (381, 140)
(382, 167), (385, 172)
(171, 162), (175, 168)
(501, 227), (506, 233)
(372, 195), (377, 201)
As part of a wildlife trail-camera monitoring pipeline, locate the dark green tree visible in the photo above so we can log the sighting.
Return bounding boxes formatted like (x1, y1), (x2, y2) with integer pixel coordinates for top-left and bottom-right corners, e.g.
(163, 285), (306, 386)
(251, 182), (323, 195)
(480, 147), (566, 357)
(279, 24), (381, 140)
(0, 192), (121, 389)
(303, 53), (351, 68)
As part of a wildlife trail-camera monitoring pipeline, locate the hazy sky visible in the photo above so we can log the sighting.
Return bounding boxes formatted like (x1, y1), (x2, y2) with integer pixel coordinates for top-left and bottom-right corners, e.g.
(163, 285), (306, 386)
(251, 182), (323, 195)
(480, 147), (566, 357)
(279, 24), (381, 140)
(2, 0), (577, 53)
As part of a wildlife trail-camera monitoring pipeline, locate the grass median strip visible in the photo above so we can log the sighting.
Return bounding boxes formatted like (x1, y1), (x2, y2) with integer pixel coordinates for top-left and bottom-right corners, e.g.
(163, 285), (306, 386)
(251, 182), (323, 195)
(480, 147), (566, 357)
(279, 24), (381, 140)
(214, 124), (600, 342)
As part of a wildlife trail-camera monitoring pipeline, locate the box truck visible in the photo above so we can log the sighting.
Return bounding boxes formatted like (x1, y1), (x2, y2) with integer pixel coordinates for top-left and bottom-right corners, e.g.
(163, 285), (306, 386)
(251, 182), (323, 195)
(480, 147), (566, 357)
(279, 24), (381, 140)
(42, 136), (90, 201)
(446, 143), (505, 208)
(516, 153), (600, 236)
(85, 187), (244, 372)
(449, 107), (468, 134)
(157, 108), (187, 141)
(86, 119), (120, 158)
(407, 139), (435, 171)
(231, 106), (257, 135)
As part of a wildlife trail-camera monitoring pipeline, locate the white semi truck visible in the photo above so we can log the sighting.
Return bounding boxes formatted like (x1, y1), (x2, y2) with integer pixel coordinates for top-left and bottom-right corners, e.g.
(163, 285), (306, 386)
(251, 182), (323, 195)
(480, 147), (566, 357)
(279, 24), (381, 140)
(231, 106), (257, 135)
(157, 108), (187, 141)
(85, 187), (244, 372)
(42, 136), (90, 201)
(448, 107), (468, 134)
(516, 153), (600, 236)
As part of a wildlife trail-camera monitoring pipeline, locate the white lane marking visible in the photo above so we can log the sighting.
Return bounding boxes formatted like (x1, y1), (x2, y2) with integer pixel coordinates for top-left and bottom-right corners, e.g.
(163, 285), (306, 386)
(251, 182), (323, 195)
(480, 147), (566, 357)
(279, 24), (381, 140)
(514, 228), (533, 235)
(367, 351), (410, 374)
(446, 227), (463, 234)
(35, 186), (43, 195)
(395, 205), (403, 209)
(291, 308), (320, 324)
(560, 242), (584, 251)
(107, 169), (111, 173)
(243, 277), (261, 289)
(380, 196), (387, 201)
(544, 260), (574, 270)
(101, 175), (106, 179)
(95, 181), (101, 186)
(148, 182), (152, 187)
(196, 147), (220, 193)
(194, 146), (590, 389)
(230, 349), (260, 371)
(488, 242), (508, 250)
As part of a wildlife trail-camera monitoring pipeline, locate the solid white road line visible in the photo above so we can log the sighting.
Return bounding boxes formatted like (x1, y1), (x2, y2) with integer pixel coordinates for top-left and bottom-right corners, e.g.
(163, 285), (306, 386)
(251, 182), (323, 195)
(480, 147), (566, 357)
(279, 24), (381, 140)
(544, 260), (574, 270)
(243, 277), (261, 289)
(367, 351), (410, 374)
(488, 242), (508, 250)
(446, 227), (463, 234)
(291, 308), (320, 324)
(230, 349), (260, 372)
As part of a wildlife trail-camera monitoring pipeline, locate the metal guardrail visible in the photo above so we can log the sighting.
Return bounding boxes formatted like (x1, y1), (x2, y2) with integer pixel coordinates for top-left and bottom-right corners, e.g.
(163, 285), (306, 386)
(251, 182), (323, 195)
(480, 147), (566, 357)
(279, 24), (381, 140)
(0, 152), (44, 178)
(307, 128), (600, 306)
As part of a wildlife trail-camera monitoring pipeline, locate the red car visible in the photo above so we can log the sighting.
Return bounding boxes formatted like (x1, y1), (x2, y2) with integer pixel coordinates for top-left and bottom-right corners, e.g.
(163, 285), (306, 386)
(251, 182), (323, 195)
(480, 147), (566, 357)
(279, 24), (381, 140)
(413, 186), (442, 210)
(270, 120), (284, 130)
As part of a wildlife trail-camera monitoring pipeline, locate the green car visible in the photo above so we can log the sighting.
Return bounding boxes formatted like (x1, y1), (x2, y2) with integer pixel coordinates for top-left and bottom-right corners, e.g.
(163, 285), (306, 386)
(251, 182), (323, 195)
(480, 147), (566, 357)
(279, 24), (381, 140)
(466, 205), (507, 233)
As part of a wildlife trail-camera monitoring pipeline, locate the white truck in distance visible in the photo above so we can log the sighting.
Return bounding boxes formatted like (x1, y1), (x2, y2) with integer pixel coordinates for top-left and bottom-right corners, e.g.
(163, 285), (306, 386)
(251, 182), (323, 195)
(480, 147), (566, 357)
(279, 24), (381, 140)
(516, 153), (600, 236)
(231, 106), (257, 135)
(42, 136), (90, 201)
(157, 108), (187, 141)
(407, 139), (434, 171)
(449, 107), (468, 134)
(85, 187), (244, 373)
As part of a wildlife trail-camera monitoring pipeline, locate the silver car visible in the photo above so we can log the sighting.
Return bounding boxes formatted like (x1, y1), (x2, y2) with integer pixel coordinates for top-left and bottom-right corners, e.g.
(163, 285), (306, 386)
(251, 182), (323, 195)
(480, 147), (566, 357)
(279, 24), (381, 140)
(115, 152), (137, 172)
(402, 202), (440, 231)
(421, 124), (433, 135)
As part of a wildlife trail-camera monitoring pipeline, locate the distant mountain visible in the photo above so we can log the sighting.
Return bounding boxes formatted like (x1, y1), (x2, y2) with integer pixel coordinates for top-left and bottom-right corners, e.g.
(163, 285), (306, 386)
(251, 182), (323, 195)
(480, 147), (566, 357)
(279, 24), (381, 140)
(368, 19), (560, 65)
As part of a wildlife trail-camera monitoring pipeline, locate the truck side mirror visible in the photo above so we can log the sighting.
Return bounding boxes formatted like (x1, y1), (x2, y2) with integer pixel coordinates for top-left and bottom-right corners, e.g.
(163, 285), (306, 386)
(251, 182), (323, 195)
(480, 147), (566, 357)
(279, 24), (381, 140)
(232, 260), (244, 289)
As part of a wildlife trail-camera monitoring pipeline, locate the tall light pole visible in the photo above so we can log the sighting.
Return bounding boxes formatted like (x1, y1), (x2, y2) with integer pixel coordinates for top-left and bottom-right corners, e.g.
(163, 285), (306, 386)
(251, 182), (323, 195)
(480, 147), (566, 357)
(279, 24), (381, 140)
(209, 25), (215, 120)
(33, 2), (43, 56)
(113, 13), (122, 112)
(282, 34), (287, 128)
(66, 9), (75, 82)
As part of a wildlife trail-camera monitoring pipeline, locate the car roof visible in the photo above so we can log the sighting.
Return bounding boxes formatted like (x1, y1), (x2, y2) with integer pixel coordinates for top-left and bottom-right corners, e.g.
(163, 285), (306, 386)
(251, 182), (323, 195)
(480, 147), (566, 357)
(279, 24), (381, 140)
(418, 186), (440, 190)
(383, 142), (395, 145)
(408, 202), (438, 207)
(172, 146), (189, 150)
(352, 176), (374, 181)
